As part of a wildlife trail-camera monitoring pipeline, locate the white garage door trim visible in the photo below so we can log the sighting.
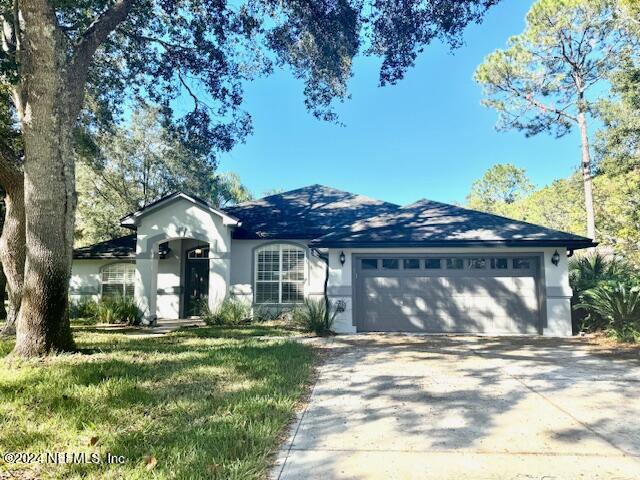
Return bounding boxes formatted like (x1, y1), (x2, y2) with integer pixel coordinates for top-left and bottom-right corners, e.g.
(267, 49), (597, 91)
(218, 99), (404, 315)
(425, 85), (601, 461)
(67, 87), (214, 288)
(352, 253), (547, 334)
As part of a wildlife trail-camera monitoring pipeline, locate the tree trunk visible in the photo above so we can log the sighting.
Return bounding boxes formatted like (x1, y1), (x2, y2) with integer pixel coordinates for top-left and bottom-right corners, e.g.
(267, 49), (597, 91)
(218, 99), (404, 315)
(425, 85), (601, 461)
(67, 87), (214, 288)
(0, 187), (25, 337)
(11, 0), (76, 356)
(577, 111), (596, 241)
(0, 266), (7, 321)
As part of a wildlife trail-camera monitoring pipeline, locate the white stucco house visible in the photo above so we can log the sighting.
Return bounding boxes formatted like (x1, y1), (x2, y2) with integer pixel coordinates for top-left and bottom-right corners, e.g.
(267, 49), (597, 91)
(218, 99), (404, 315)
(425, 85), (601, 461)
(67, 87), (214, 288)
(71, 185), (595, 335)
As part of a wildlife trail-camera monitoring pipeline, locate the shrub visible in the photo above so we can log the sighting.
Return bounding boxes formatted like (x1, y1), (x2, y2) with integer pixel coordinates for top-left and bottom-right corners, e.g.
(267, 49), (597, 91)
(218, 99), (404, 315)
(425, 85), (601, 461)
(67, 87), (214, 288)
(252, 305), (293, 323)
(93, 296), (143, 325)
(69, 298), (98, 319)
(292, 299), (338, 336)
(569, 253), (633, 293)
(569, 252), (637, 333)
(200, 297), (250, 326)
(575, 282), (640, 343)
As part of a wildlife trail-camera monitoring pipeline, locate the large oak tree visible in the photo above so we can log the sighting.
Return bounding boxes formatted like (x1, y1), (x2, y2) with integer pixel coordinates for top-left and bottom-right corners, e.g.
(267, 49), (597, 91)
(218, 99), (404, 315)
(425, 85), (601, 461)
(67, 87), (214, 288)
(1, 0), (497, 357)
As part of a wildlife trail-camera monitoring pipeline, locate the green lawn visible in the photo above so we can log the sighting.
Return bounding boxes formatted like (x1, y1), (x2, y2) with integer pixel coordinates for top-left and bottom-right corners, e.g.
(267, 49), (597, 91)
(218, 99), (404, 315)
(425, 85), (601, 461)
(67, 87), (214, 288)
(0, 326), (315, 479)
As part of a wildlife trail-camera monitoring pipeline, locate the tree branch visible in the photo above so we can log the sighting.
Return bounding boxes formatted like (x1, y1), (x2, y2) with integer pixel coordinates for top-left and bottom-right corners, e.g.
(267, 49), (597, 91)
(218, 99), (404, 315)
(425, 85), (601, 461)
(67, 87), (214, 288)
(67, 0), (134, 113)
(122, 31), (189, 52)
(71, 0), (134, 71)
(0, 142), (23, 187)
(178, 71), (200, 112)
(496, 76), (578, 124)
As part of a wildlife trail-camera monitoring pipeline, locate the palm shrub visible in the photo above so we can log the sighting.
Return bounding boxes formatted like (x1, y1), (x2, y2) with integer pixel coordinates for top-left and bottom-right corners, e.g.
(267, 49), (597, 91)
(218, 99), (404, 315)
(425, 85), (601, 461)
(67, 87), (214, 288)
(293, 299), (338, 336)
(200, 297), (250, 326)
(574, 282), (640, 343)
(569, 253), (636, 332)
(569, 253), (633, 293)
(92, 296), (142, 325)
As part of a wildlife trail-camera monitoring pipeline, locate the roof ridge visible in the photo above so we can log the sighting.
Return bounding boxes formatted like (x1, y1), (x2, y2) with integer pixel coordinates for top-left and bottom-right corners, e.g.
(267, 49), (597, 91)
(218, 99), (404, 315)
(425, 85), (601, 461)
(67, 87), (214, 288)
(225, 184), (400, 211)
(427, 200), (593, 241)
(311, 196), (595, 247)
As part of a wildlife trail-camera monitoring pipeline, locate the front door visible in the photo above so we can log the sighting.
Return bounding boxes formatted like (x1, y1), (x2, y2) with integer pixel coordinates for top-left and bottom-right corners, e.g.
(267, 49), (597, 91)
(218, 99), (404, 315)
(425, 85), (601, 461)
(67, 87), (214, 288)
(184, 246), (210, 316)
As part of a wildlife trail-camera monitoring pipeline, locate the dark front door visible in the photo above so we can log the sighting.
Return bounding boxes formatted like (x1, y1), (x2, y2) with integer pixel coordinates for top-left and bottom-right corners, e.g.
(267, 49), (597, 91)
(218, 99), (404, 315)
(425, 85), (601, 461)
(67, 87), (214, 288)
(184, 258), (209, 316)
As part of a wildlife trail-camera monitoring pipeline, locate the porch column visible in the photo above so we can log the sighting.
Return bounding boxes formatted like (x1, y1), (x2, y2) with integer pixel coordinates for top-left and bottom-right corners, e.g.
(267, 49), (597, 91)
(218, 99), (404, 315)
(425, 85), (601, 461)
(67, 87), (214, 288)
(208, 251), (230, 312)
(135, 245), (159, 325)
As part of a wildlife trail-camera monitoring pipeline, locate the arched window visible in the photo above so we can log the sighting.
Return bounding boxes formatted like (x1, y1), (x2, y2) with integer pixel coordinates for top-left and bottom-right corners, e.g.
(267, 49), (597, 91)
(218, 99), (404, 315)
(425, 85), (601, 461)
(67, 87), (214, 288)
(255, 244), (305, 304)
(101, 263), (135, 299)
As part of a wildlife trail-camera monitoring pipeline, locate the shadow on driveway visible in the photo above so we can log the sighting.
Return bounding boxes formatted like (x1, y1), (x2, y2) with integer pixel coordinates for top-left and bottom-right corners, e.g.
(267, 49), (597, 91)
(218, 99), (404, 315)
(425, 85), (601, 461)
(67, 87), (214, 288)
(273, 335), (640, 480)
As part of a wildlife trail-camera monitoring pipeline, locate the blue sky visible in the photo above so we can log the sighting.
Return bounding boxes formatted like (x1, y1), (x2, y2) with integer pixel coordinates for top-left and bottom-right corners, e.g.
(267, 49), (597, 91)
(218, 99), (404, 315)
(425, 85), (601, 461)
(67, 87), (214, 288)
(217, 0), (586, 206)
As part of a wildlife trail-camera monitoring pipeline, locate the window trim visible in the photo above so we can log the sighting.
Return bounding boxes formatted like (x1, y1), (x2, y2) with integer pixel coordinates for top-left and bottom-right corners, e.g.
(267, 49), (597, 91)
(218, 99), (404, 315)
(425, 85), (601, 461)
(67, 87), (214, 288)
(100, 262), (135, 299)
(361, 258), (378, 270)
(187, 245), (211, 259)
(254, 243), (307, 305)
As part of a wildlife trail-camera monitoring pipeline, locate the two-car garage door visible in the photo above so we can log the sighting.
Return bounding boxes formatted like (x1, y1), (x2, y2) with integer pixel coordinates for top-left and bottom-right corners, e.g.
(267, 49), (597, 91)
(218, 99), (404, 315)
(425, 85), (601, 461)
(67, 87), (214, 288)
(355, 255), (541, 334)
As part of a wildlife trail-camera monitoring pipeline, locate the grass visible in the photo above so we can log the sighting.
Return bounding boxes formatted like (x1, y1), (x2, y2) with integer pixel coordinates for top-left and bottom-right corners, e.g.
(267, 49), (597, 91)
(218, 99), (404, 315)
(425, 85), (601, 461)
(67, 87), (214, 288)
(0, 325), (315, 479)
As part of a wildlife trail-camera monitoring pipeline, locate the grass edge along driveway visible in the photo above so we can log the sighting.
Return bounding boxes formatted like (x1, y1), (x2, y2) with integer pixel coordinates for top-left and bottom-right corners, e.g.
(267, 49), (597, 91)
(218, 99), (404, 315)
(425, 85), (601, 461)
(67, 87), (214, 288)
(0, 325), (316, 480)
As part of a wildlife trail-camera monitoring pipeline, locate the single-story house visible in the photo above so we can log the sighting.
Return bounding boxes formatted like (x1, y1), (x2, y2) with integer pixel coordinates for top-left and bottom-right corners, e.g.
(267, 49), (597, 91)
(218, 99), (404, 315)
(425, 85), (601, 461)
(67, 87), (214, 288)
(71, 184), (595, 335)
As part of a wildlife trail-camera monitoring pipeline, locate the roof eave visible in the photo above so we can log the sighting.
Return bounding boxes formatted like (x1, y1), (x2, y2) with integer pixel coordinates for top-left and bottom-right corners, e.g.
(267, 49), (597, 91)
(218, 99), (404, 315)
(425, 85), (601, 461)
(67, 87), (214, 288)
(72, 254), (136, 260)
(119, 192), (241, 228)
(310, 239), (598, 250)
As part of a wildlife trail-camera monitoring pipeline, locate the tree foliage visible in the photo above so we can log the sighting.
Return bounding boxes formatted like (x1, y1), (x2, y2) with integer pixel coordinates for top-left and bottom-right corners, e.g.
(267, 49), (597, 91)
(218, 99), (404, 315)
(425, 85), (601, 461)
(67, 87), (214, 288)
(596, 62), (640, 174)
(592, 59), (640, 263)
(474, 0), (631, 241)
(467, 166), (640, 266)
(75, 105), (252, 246)
(475, 0), (623, 137)
(1, 0), (500, 144)
(466, 163), (533, 214)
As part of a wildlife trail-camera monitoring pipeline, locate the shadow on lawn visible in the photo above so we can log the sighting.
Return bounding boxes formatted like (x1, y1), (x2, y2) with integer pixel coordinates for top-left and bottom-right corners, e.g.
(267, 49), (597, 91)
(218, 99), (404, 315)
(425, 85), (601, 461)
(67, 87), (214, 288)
(0, 329), (314, 479)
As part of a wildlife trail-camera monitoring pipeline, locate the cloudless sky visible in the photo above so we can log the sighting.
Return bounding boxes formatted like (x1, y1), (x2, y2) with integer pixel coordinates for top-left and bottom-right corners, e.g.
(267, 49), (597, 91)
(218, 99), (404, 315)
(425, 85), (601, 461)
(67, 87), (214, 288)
(217, 0), (587, 206)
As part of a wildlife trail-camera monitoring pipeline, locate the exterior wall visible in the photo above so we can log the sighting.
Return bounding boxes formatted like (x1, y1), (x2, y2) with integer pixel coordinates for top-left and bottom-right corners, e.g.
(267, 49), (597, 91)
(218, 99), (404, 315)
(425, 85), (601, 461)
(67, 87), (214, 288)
(327, 246), (573, 336)
(70, 259), (117, 304)
(229, 239), (326, 308)
(134, 197), (234, 322)
(155, 239), (184, 319)
(542, 247), (573, 336)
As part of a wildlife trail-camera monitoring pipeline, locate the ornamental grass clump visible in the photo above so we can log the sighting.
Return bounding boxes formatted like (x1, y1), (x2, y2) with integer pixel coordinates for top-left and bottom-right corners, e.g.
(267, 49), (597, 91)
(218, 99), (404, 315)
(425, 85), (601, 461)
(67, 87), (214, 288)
(292, 299), (338, 336)
(200, 298), (251, 326)
(92, 296), (143, 325)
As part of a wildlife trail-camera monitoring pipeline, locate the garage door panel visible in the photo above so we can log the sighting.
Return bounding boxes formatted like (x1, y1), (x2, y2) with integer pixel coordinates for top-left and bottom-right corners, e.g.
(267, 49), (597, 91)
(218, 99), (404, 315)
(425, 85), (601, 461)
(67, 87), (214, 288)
(357, 255), (541, 334)
(398, 276), (449, 293)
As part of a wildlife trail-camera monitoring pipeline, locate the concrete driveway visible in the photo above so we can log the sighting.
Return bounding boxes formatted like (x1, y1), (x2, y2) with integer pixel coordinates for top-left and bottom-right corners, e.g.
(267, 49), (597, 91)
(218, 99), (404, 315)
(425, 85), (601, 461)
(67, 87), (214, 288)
(272, 335), (640, 480)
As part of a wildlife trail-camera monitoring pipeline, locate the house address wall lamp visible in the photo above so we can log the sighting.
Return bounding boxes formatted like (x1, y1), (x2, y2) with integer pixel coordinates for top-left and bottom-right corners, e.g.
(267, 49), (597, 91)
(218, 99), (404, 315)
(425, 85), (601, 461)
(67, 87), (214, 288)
(158, 242), (171, 259)
(551, 250), (560, 266)
(339, 251), (346, 266)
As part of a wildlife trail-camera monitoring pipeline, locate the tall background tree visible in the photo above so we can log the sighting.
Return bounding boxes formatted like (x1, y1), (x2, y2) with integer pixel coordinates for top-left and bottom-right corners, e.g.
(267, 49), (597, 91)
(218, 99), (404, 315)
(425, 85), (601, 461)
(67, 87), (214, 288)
(75, 105), (253, 246)
(0, 0), (498, 357)
(475, 0), (627, 241)
(593, 61), (640, 263)
(466, 163), (533, 215)
(0, 81), (23, 338)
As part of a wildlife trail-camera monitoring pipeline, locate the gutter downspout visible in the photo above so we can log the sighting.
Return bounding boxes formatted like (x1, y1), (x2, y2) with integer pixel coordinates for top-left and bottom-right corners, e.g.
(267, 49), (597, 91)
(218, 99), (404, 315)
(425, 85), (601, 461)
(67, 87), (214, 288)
(311, 248), (330, 321)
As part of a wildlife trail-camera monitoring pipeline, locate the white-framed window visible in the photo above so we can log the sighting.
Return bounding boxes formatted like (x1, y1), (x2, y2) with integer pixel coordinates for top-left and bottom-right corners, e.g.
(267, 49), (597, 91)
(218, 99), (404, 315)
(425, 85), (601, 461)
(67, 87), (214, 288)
(101, 263), (135, 299)
(255, 244), (306, 304)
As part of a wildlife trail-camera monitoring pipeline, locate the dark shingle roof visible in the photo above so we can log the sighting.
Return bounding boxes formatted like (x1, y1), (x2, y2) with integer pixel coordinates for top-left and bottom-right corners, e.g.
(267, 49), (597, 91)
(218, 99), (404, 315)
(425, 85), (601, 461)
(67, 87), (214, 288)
(73, 234), (136, 259)
(224, 185), (400, 239)
(311, 199), (595, 249)
(73, 186), (595, 258)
